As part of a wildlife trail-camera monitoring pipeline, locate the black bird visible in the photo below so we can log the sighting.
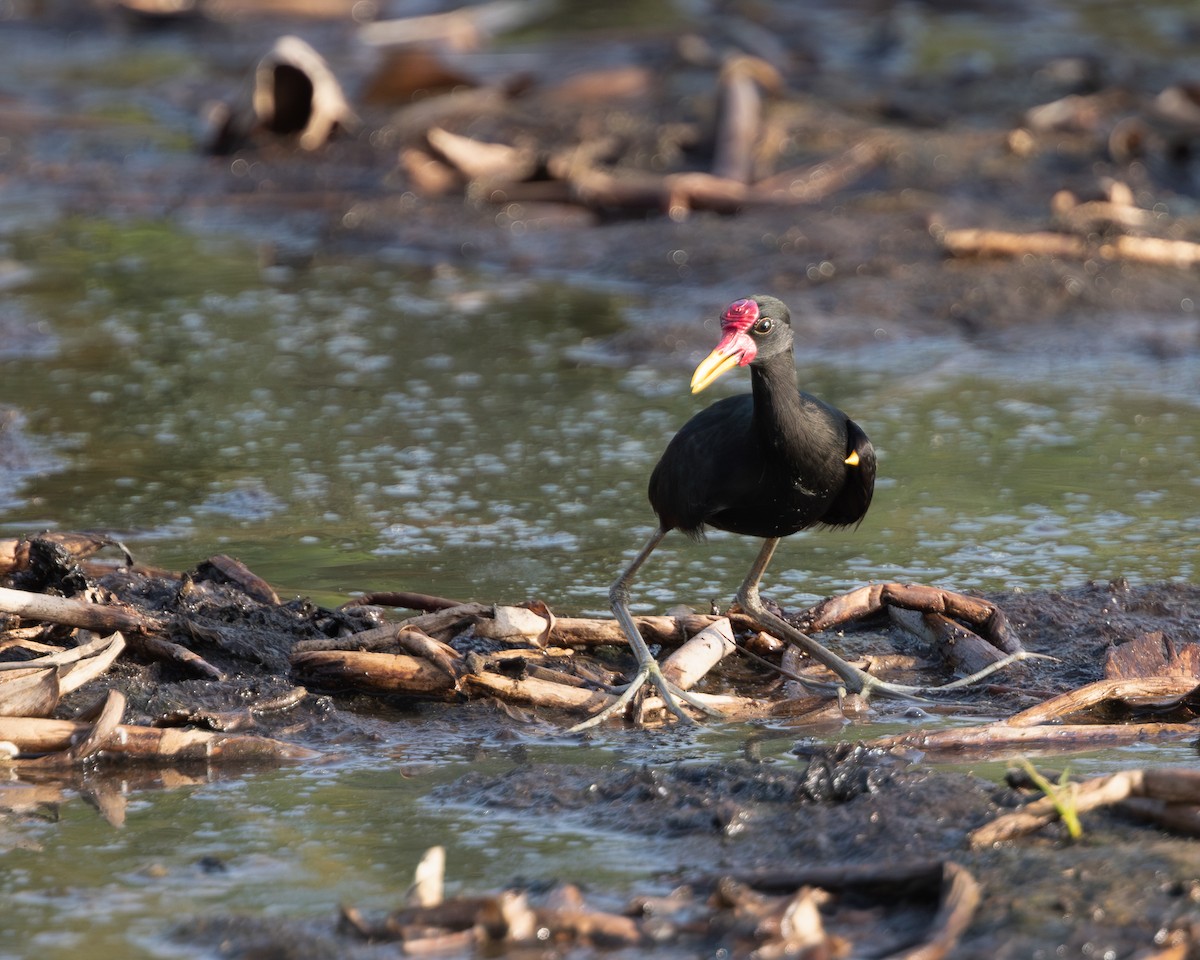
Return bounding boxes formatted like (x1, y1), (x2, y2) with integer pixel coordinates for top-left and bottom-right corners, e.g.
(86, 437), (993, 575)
(572, 294), (901, 730)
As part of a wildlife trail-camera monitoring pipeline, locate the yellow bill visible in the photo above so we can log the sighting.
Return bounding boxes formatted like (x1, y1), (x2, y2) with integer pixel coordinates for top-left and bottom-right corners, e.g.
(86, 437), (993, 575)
(690, 348), (742, 393)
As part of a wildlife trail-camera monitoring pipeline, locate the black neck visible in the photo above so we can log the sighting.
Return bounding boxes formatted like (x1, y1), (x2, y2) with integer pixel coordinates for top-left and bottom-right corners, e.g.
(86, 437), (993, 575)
(750, 350), (802, 453)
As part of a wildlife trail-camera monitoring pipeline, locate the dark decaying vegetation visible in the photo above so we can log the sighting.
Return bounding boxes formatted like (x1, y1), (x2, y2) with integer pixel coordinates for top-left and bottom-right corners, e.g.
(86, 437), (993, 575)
(1, 530), (1198, 956)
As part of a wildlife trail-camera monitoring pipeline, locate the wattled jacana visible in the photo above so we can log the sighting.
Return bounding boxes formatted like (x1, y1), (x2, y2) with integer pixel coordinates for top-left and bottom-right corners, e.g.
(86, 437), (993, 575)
(571, 294), (980, 730)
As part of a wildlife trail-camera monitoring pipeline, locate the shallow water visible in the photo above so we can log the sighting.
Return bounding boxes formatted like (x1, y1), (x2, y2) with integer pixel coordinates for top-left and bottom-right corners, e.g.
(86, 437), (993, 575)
(2, 221), (1197, 610)
(2, 226), (1199, 958)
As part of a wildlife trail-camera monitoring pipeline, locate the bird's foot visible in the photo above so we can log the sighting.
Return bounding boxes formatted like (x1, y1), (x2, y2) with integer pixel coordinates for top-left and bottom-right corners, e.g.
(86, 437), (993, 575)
(738, 588), (1039, 703)
(796, 583), (1021, 658)
(567, 658), (720, 733)
(856, 649), (1053, 699)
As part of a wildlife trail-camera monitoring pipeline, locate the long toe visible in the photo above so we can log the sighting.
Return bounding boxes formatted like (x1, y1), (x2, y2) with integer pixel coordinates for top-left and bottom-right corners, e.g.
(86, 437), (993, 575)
(568, 662), (716, 732)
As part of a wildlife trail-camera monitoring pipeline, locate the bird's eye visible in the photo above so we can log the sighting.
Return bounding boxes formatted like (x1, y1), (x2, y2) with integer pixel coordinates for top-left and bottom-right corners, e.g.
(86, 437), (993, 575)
(754, 317), (774, 335)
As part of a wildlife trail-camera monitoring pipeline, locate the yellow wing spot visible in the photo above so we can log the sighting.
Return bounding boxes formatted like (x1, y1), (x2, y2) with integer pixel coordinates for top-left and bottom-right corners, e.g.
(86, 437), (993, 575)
(844, 450), (860, 467)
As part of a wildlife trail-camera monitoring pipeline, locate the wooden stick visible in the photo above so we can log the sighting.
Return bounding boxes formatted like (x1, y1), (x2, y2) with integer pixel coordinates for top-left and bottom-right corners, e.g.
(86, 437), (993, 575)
(550, 614), (726, 647)
(752, 140), (883, 203)
(1101, 234), (1200, 267)
(0, 584), (161, 635)
(918, 862), (982, 960)
(291, 649), (458, 697)
(125, 634), (224, 681)
(970, 767), (1200, 847)
(1005, 676), (1200, 726)
(867, 721), (1198, 756)
(292, 623), (405, 654)
(0, 713), (318, 763)
(461, 671), (614, 712)
(942, 227), (1200, 268)
(1120, 797), (1200, 836)
(661, 617), (735, 690)
(889, 608), (1008, 676)
(940, 228), (1088, 259)
(712, 56), (778, 183)
(343, 591), (466, 613)
(800, 583), (1021, 654)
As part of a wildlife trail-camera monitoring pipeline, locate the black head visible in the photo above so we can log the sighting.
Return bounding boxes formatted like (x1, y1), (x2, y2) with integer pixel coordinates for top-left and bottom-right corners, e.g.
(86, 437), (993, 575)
(690, 295), (794, 393)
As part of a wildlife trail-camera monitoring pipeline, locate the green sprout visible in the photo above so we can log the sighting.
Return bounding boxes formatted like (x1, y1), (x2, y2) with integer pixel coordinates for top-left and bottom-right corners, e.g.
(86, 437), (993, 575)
(1020, 758), (1083, 840)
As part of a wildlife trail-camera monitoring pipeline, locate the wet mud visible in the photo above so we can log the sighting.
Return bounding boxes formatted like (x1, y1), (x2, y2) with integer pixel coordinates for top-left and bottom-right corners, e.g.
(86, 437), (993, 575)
(7, 535), (1199, 957)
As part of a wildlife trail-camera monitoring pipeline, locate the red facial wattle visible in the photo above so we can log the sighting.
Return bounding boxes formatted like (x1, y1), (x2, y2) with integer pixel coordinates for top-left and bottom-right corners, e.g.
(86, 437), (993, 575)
(691, 298), (761, 392)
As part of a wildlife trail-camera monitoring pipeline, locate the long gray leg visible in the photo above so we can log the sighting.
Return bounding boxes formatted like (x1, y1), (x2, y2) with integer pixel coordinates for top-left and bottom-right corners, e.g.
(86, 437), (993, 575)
(569, 527), (721, 731)
(735, 539), (1029, 699)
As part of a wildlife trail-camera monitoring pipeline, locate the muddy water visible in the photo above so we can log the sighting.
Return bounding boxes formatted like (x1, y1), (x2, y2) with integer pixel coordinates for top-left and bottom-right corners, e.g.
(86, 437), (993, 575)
(1, 224), (1199, 959)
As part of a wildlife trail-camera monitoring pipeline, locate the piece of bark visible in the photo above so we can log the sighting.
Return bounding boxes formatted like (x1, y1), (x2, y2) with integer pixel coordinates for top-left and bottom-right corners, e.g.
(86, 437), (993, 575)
(0, 629), (124, 714)
(195, 555), (279, 605)
(396, 626), (460, 677)
(1106, 631), (1200, 680)
(56, 630), (126, 696)
(426, 127), (538, 183)
(0, 628), (120, 674)
(255, 35), (357, 150)
(0, 628), (56, 650)
(0, 669), (59, 718)
(207, 35), (357, 153)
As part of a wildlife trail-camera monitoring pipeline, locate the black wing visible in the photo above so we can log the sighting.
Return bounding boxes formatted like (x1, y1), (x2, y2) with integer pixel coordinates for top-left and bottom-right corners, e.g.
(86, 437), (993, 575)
(818, 416), (875, 528)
